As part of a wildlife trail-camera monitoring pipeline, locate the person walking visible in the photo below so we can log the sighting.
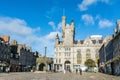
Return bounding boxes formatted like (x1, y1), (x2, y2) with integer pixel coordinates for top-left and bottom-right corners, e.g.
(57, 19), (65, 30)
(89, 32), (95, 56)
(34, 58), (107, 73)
(76, 69), (78, 74)
(63, 69), (66, 74)
(79, 68), (82, 75)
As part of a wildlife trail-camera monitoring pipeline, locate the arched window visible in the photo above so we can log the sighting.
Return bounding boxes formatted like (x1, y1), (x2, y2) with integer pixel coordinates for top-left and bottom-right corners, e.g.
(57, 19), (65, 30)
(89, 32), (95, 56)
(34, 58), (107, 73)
(77, 49), (82, 64)
(86, 49), (91, 60)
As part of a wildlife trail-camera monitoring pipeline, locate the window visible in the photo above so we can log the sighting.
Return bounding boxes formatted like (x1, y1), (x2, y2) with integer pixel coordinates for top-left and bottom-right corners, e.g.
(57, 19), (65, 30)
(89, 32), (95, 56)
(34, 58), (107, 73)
(65, 52), (70, 57)
(15, 54), (19, 58)
(69, 52), (71, 56)
(59, 59), (61, 63)
(56, 59), (58, 63)
(11, 53), (13, 57)
(86, 49), (91, 60)
(77, 49), (82, 64)
(65, 47), (71, 51)
(59, 52), (61, 56)
(69, 48), (71, 51)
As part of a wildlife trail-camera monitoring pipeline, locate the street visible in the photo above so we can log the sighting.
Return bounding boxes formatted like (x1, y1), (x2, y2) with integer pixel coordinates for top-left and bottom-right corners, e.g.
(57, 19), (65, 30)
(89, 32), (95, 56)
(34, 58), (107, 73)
(0, 72), (120, 80)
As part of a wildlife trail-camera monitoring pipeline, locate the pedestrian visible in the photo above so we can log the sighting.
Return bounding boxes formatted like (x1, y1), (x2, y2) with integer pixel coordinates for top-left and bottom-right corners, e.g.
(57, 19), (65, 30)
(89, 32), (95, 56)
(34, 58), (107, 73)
(76, 69), (78, 74)
(5, 67), (9, 73)
(79, 68), (82, 75)
(7, 67), (10, 73)
(54, 69), (55, 72)
(63, 69), (66, 74)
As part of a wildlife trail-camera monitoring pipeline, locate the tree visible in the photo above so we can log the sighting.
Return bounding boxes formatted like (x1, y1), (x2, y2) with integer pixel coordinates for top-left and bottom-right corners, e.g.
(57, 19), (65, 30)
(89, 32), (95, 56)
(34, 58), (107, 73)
(85, 59), (96, 71)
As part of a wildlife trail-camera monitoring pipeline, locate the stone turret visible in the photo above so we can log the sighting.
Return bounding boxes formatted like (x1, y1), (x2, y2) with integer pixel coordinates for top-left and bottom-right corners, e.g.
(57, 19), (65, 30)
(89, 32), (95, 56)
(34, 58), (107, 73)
(55, 34), (59, 45)
(117, 19), (120, 32)
(61, 16), (75, 46)
(71, 20), (74, 27)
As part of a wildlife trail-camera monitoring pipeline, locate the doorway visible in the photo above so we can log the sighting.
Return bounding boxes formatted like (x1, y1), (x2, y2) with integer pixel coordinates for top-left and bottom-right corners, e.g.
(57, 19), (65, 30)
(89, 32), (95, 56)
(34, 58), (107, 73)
(64, 61), (71, 71)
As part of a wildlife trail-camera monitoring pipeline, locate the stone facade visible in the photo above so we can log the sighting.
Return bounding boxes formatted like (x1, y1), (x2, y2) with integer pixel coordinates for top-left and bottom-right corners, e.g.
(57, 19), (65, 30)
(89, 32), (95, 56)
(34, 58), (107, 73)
(54, 16), (103, 72)
(18, 43), (36, 72)
(112, 20), (120, 75)
(99, 19), (120, 75)
(99, 36), (113, 74)
(10, 40), (19, 72)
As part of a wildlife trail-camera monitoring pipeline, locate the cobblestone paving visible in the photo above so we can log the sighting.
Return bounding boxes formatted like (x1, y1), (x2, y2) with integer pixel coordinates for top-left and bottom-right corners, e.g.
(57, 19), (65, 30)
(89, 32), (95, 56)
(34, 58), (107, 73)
(0, 72), (120, 80)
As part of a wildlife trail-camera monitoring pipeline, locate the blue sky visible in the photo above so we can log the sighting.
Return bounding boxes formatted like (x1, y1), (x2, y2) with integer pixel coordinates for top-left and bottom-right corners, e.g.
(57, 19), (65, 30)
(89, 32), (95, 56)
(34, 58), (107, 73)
(0, 0), (120, 57)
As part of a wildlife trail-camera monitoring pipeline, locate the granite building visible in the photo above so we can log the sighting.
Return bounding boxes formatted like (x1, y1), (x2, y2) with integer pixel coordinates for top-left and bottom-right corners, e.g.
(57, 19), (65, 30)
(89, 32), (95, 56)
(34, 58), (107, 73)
(54, 16), (104, 72)
(99, 19), (120, 75)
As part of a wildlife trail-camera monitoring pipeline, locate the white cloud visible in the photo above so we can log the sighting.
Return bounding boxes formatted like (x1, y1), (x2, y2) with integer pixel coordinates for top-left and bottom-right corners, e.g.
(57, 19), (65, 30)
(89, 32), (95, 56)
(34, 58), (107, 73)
(78, 0), (97, 11)
(0, 17), (40, 36)
(48, 21), (56, 30)
(78, 0), (110, 11)
(0, 16), (61, 57)
(48, 21), (62, 31)
(81, 14), (94, 25)
(45, 31), (61, 40)
(98, 19), (114, 28)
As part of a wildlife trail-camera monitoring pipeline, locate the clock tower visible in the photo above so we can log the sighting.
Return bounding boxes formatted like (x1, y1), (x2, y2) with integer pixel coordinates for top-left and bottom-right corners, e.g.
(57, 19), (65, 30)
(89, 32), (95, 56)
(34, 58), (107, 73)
(62, 16), (75, 46)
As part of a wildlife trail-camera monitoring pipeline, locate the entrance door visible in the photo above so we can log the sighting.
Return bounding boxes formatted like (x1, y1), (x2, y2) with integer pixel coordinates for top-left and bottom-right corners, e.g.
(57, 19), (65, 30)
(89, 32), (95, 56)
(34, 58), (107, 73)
(64, 61), (71, 71)
(66, 64), (70, 71)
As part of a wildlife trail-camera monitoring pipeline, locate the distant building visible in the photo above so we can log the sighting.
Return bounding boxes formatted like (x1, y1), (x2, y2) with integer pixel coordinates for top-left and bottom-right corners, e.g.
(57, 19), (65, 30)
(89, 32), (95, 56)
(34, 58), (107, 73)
(54, 16), (104, 72)
(9, 40), (37, 72)
(10, 40), (19, 72)
(18, 44), (36, 72)
(0, 36), (37, 72)
(0, 36), (10, 43)
(0, 36), (10, 72)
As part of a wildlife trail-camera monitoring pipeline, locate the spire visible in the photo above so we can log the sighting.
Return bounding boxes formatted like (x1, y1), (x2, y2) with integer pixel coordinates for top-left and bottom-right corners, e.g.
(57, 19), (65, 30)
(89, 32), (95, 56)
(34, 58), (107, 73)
(71, 19), (74, 26)
(56, 34), (59, 39)
(55, 34), (59, 45)
(117, 19), (120, 32)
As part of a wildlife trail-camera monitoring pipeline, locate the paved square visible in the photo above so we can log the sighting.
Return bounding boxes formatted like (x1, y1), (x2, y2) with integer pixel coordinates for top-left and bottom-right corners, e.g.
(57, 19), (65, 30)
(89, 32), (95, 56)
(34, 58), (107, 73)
(0, 72), (120, 80)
